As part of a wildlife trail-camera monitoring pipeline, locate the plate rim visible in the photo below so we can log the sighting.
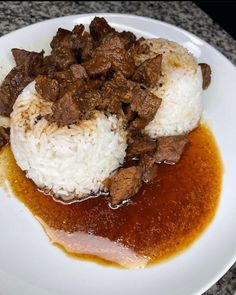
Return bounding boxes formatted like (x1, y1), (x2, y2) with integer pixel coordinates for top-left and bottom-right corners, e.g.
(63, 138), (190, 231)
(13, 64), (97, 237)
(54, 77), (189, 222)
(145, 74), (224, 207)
(0, 12), (235, 295)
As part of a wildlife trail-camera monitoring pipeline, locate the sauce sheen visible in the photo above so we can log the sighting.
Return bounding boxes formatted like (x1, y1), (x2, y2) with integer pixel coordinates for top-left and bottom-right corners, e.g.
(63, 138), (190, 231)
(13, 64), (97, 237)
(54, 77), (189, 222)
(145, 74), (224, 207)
(0, 124), (223, 266)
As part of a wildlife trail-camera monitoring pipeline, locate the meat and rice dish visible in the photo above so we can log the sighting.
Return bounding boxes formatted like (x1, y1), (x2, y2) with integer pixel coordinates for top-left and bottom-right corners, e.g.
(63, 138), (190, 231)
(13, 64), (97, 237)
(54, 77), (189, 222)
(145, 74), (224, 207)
(0, 17), (221, 268)
(0, 17), (211, 205)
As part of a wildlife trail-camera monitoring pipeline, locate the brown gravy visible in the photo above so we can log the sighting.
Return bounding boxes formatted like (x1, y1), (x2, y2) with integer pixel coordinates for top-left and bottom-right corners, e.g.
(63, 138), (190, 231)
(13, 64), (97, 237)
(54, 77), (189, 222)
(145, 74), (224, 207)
(0, 124), (223, 266)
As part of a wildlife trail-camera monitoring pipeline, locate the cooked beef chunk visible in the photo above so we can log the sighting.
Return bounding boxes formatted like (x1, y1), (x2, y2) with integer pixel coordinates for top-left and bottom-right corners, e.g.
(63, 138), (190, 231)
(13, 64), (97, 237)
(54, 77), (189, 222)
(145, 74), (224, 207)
(79, 32), (94, 61)
(51, 69), (75, 95)
(89, 17), (116, 44)
(0, 49), (44, 116)
(119, 31), (137, 50)
(70, 24), (85, 47)
(71, 25), (95, 62)
(140, 152), (156, 169)
(53, 68), (89, 97)
(90, 17), (136, 50)
(0, 68), (31, 116)
(155, 135), (189, 164)
(140, 153), (157, 183)
(98, 72), (136, 116)
(132, 55), (162, 88)
(70, 64), (88, 80)
(50, 24), (94, 64)
(142, 164), (158, 183)
(99, 72), (135, 116)
(35, 75), (60, 101)
(41, 55), (58, 77)
(130, 89), (161, 121)
(127, 135), (157, 158)
(134, 38), (150, 55)
(50, 47), (77, 70)
(64, 79), (86, 97)
(79, 89), (102, 110)
(86, 79), (103, 90)
(49, 78), (102, 126)
(83, 56), (112, 77)
(100, 73), (161, 129)
(83, 34), (135, 78)
(12, 48), (40, 66)
(22, 50), (45, 77)
(130, 118), (149, 131)
(122, 104), (136, 122)
(100, 34), (135, 78)
(199, 63), (211, 90)
(0, 127), (10, 149)
(50, 92), (84, 126)
(109, 166), (142, 205)
(50, 28), (73, 49)
(101, 72), (135, 104)
(53, 69), (74, 84)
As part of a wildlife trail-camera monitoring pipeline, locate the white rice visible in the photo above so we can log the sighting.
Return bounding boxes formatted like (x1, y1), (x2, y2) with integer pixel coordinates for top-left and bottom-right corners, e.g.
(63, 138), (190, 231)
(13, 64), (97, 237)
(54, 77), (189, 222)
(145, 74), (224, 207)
(10, 82), (127, 201)
(136, 38), (203, 138)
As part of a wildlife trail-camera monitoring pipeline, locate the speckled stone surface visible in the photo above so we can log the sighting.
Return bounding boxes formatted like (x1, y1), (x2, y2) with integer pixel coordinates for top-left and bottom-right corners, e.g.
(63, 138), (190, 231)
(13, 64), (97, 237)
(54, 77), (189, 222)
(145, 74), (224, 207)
(0, 1), (235, 294)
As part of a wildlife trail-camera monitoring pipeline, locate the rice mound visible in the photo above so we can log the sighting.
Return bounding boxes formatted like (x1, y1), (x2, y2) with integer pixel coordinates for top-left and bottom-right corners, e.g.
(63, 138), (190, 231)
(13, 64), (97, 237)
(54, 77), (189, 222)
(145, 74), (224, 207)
(136, 38), (203, 138)
(10, 82), (127, 201)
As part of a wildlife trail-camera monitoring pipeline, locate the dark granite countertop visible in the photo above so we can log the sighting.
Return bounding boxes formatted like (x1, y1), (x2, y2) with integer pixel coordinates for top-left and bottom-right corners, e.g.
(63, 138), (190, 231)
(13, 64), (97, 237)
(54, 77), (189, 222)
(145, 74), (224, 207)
(0, 1), (235, 294)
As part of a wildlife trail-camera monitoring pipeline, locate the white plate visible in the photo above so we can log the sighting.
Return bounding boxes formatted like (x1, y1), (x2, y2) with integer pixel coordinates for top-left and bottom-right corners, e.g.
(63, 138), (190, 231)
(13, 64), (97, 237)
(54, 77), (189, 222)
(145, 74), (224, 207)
(0, 13), (236, 295)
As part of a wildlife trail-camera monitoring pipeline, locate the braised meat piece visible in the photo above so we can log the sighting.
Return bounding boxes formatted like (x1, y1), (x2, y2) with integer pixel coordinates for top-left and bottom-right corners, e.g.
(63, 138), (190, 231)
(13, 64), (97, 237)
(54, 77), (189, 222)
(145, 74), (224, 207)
(12, 48), (42, 66)
(199, 63), (211, 90)
(86, 79), (103, 90)
(100, 72), (136, 115)
(130, 89), (161, 121)
(79, 89), (102, 111)
(52, 67), (88, 97)
(140, 153), (157, 183)
(83, 34), (135, 78)
(90, 17), (136, 50)
(119, 31), (137, 50)
(35, 76), (60, 102)
(50, 28), (73, 49)
(50, 25), (84, 50)
(50, 25), (94, 63)
(98, 72), (136, 116)
(70, 64), (88, 80)
(0, 50), (44, 116)
(71, 25), (95, 62)
(22, 50), (45, 77)
(53, 69), (74, 84)
(63, 79), (86, 97)
(0, 68), (31, 116)
(132, 55), (162, 88)
(0, 127), (10, 149)
(129, 118), (149, 130)
(41, 55), (58, 77)
(100, 34), (135, 78)
(89, 17), (116, 44)
(79, 32), (94, 61)
(122, 104), (136, 122)
(142, 165), (158, 183)
(50, 47), (77, 70)
(134, 38), (150, 55)
(49, 79), (102, 126)
(101, 72), (135, 103)
(155, 135), (189, 164)
(50, 92), (84, 126)
(83, 56), (112, 77)
(109, 166), (142, 205)
(142, 164), (158, 183)
(127, 135), (157, 158)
